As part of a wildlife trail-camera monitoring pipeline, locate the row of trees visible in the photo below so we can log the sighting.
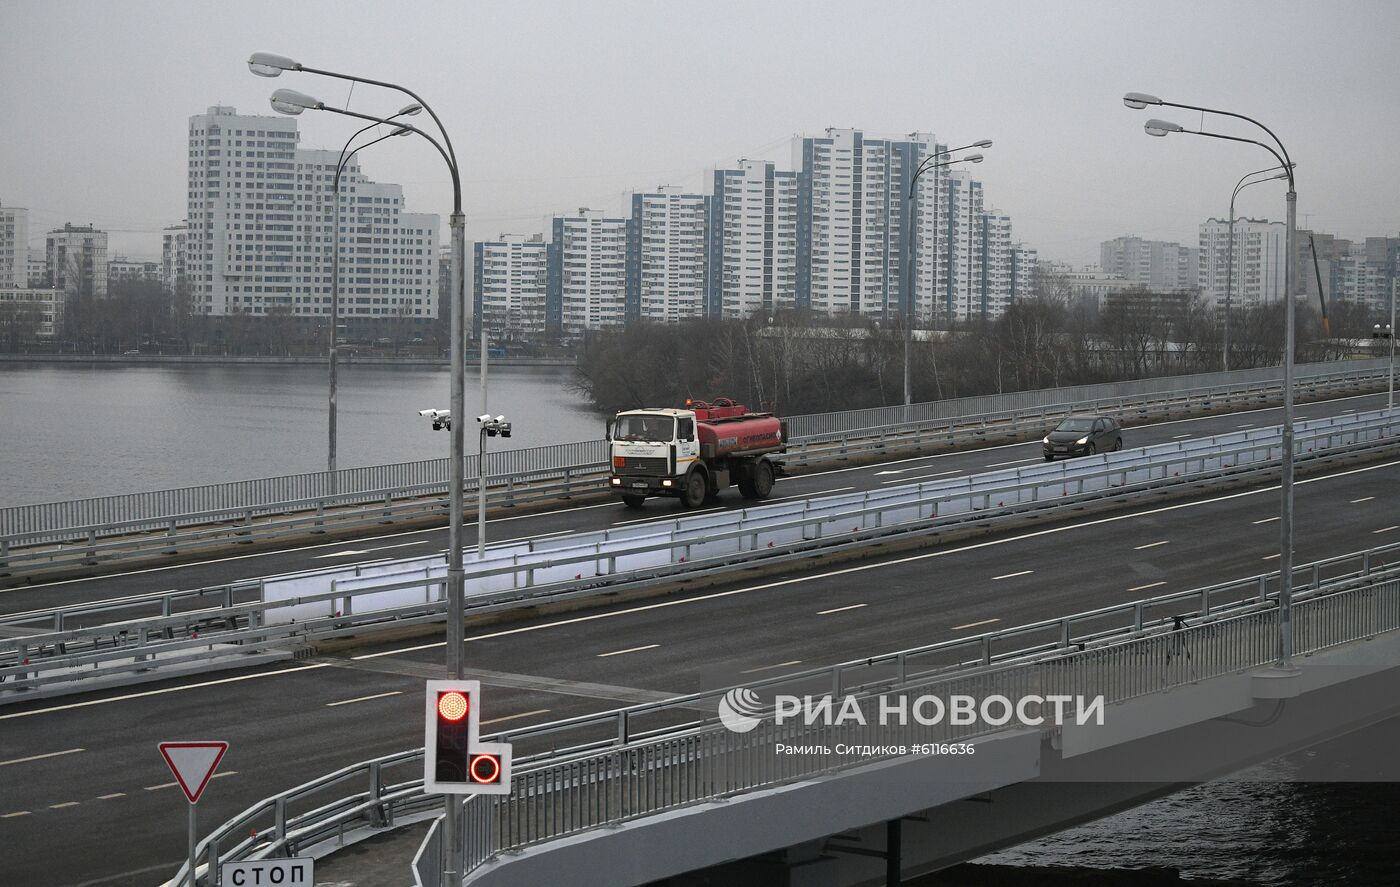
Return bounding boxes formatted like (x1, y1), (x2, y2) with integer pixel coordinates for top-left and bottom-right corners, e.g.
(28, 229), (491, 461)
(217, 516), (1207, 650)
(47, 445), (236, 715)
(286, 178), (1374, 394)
(573, 286), (1390, 416)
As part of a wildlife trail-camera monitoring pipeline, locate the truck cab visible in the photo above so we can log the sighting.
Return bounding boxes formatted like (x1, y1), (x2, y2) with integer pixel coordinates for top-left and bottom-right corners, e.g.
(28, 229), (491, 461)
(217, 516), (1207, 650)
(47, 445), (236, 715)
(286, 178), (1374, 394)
(608, 409), (701, 506)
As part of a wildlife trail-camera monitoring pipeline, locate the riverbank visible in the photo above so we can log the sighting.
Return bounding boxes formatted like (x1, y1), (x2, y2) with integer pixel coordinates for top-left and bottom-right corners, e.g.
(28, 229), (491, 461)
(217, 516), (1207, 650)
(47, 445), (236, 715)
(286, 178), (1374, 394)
(0, 353), (575, 367)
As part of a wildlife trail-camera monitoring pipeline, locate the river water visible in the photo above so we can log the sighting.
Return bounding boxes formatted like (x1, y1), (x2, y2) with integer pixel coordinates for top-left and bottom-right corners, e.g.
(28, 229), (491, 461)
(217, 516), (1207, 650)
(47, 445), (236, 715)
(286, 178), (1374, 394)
(1, 362), (1395, 883)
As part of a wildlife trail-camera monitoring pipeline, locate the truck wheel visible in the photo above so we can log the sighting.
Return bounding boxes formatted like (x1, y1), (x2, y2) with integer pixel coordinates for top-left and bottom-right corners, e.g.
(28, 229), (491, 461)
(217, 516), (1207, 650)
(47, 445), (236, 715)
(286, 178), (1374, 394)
(680, 471), (707, 508)
(743, 460), (775, 500)
(621, 494), (645, 509)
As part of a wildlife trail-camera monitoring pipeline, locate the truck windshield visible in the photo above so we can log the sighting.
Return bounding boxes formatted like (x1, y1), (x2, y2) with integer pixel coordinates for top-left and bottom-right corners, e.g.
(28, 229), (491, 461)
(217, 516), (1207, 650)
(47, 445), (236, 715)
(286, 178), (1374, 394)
(616, 415), (674, 442)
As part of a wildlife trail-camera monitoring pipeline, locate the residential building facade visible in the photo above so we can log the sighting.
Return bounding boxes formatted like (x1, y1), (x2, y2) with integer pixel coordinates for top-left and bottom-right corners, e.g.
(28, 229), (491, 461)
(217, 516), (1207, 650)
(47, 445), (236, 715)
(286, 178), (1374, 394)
(1198, 217), (1286, 308)
(548, 209), (628, 334)
(626, 187), (709, 323)
(108, 257), (163, 285)
(0, 287), (65, 337)
(473, 234), (548, 337)
(185, 106), (438, 321)
(0, 201), (28, 288)
(46, 223), (108, 299)
(1100, 236), (1199, 291)
(709, 161), (799, 320)
(162, 222), (189, 293)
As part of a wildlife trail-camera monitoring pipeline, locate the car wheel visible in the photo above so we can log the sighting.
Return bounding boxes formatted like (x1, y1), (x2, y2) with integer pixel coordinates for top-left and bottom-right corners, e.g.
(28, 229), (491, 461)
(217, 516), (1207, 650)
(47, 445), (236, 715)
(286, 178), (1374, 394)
(1087, 443), (1097, 455)
(680, 471), (707, 508)
(621, 494), (645, 509)
(1114, 437), (1124, 452)
(1044, 454), (1054, 462)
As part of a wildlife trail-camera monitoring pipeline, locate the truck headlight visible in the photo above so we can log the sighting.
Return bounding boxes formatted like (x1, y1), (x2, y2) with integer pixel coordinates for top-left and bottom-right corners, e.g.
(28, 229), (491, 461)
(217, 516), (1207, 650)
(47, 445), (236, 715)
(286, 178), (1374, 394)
(610, 477), (621, 485)
(661, 479), (673, 488)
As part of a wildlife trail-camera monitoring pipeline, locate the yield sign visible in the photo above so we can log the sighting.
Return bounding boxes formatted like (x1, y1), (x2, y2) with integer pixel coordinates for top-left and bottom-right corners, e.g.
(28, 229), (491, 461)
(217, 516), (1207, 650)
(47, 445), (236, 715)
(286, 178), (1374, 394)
(158, 741), (228, 803)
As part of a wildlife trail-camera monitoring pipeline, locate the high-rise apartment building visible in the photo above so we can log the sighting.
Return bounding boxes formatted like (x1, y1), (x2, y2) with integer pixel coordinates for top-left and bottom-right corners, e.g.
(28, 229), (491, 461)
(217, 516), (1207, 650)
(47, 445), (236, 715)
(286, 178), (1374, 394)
(185, 106), (438, 321)
(0, 201), (29, 288)
(940, 171), (986, 322)
(709, 160), (799, 320)
(626, 187), (709, 323)
(548, 209), (628, 334)
(473, 234), (548, 336)
(162, 222), (189, 293)
(1009, 244), (1040, 303)
(46, 223), (108, 299)
(1199, 217), (1286, 308)
(1100, 236), (1199, 291)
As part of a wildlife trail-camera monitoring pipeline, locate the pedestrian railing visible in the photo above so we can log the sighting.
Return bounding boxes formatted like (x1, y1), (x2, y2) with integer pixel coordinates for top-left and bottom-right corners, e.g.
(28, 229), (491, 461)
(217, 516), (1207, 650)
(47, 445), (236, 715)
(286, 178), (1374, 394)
(2, 358), (1391, 577)
(5, 409), (1397, 697)
(165, 541), (1400, 886)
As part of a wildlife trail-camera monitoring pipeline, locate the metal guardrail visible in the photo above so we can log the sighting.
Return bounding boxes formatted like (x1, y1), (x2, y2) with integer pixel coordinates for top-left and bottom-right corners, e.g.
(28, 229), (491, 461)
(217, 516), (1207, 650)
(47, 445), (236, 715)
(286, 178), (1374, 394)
(4, 409), (1397, 697)
(2, 358), (1392, 562)
(168, 540), (1400, 886)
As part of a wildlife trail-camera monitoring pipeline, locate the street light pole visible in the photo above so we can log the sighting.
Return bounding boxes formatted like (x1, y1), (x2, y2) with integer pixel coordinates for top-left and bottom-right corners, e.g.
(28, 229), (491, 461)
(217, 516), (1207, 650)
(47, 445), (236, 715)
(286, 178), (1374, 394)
(1225, 165), (1291, 373)
(328, 112), (419, 484)
(902, 141), (990, 417)
(255, 59), (469, 882)
(1128, 92), (1297, 667)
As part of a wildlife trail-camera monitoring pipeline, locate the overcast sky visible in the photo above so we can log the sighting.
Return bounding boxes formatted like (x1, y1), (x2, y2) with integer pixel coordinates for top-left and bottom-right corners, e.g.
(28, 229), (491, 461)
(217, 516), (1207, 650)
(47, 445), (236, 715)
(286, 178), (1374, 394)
(3, 0), (1397, 265)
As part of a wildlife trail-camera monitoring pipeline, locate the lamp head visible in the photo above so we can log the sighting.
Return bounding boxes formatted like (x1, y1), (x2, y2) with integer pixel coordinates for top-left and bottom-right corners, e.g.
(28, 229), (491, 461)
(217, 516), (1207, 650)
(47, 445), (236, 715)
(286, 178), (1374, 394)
(398, 103), (424, 117)
(964, 153), (985, 164)
(1144, 119), (1183, 137)
(269, 88), (322, 116)
(248, 52), (300, 78)
(972, 139), (993, 149)
(1123, 92), (1161, 110)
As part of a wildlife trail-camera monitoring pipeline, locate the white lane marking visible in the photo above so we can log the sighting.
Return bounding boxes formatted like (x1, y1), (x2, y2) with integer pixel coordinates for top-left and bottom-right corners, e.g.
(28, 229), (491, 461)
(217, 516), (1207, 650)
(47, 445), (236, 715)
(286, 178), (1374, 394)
(1253, 516), (1281, 524)
(769, 487), (854, 502)
(1237, 424), (1254, 428)
(1128, 581), (1167, 592)
(97, 792), (125, 800)
(355, 458), (1400, 667)
(612, 507), (725, 526)
(0, 747), (85, 767)
(440, 529), (577, 553)
(0, 664), (332, 721)
(741, 660), (803, 674)
(1172, 434), (1193, 439)
(14, 456), (1396, 721)
(1352, 496), (1376, 503)
(1262, 553), (1281, 560)
(315, 541), (430, 559)
(951, 618), (1000, 631)
(1375, 526), (1399, 535)
(213, 771), (237, 779)
(596, 644), (660, 658)
(817, 603), (867, 615)
(992, 570), (1034, 580)
(49, 801), (80, 809)
(2, 810), (32, 818)
(481, 709), (551, 727)
(881, 469), (962, 485)
(985, 457), (1036, 468)
(326, 691), (404, 707)
(144, 781), (178, 791)
(1134, 540), (1170, 550)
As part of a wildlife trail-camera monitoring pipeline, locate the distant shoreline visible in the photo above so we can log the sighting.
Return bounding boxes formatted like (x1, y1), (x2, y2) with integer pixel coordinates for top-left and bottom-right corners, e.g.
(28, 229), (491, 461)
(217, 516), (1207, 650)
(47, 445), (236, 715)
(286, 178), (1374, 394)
(0, 354), (576, 368)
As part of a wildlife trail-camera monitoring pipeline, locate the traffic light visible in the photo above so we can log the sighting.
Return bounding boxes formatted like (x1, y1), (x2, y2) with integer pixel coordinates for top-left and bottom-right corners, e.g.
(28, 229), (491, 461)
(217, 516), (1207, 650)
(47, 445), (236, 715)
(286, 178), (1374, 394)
(422, 680), (513, 795)
(464, 742), (513, 795)
(424, 680), (480, 793)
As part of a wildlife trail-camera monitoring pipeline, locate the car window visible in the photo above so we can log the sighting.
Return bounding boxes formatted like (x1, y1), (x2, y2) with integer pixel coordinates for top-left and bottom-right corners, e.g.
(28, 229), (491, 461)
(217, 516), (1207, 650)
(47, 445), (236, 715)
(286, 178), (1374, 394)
(1055, 417), (1094, 432)
(677, 418), (694, 441)
(1094, 419), (1106, 432)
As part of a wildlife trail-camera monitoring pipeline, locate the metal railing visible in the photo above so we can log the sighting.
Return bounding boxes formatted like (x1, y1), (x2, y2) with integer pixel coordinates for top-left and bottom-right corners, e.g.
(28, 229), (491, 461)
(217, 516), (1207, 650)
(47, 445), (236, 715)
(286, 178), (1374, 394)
(3, 358), (1391, 560)
(169, 541), (1400, 885)
(5, 410), (1397, 695)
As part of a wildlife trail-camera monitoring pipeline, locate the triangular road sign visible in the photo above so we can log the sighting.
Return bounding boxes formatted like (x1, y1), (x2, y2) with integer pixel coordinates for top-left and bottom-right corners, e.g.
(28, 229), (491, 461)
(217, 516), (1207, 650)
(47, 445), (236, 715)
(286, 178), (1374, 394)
(158, 741), (228, 803)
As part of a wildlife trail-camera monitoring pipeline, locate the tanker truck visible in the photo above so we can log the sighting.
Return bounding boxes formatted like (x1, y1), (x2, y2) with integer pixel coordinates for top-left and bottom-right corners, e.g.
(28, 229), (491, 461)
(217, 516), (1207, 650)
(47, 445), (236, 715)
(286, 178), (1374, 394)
(607, 398), (787, 508)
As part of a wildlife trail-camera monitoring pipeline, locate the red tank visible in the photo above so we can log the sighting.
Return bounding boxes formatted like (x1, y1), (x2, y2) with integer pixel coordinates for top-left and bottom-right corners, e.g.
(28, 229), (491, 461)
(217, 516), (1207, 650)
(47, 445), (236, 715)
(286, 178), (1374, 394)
(689, 398), (785, 458)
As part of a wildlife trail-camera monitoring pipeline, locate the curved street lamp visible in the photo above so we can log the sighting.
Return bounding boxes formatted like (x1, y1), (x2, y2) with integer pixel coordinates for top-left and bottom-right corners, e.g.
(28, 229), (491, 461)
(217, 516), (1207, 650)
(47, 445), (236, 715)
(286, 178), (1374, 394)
(1224, 165), (1292, 372)
(903, 145), (990, 415)
(1126, 92), (1299, 671)
(256, 54), (470, 883)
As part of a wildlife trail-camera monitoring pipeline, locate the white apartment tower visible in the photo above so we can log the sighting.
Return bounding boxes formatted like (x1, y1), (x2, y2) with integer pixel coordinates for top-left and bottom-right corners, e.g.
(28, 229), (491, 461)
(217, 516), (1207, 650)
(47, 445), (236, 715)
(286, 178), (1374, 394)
(1, 201), (29, 288)
(549, 209), (628, 334)
(1199, 217), (1286, 308)
(710, 160), (798, 319)
(627, 187), (709, 323)
(1100, 236), (1199, 291)
(46, 223), (108, 298)
(976, 211), (1014, 317)
(473, 234), (548, 336)
(185, 106), (438, 319)
(940, 171), (985, 322)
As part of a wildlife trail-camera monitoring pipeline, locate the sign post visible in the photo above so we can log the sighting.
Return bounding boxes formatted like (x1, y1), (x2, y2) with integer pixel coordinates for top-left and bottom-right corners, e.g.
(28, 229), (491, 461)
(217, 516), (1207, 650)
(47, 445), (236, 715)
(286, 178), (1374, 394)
(159, 741), (229, 887)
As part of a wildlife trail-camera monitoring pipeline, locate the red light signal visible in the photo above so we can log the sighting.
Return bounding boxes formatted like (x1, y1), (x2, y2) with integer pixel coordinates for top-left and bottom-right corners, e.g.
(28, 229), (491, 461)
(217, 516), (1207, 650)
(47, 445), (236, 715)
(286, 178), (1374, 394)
(469, 753), (501, 784)
(423, 681), (513, 795)
(438, 690), (469, 722)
